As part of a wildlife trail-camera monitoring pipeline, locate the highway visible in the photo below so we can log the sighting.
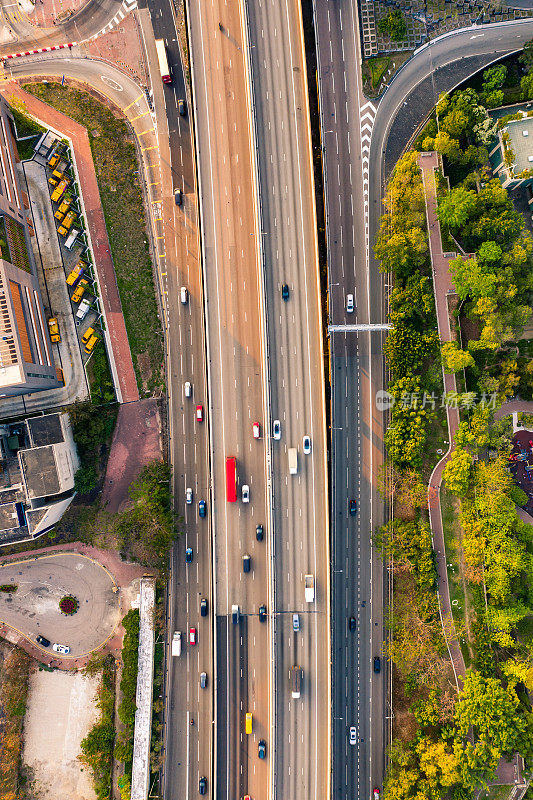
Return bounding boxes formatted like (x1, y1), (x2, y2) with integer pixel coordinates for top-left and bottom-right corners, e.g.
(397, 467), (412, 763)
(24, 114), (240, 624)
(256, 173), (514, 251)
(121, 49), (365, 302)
(313, 1), (386, 798)
(244, 1), (329, 799)
(187, 2), (270, 799)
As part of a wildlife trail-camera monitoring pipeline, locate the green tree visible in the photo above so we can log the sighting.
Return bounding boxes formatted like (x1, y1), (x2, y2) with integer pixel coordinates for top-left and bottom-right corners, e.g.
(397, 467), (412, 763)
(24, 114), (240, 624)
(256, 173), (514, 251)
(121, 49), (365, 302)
(441, 341), (475, 373)
(438, 187), (478, 229)
(522, 71), (533, 101)
(443, 448), (472, 497)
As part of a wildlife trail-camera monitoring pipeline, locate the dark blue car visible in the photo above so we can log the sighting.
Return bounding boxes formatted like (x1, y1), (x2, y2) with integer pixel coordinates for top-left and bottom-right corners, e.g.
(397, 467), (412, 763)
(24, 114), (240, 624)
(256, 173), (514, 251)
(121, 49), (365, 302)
(199, 499), (206, 518)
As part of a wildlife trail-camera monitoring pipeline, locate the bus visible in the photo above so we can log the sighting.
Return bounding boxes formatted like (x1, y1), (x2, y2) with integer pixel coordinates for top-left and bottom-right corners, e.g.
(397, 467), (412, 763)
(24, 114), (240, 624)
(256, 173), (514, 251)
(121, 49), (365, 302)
(226, 456), (237, 503)
(155, 39), (171, 84)
(245, 712), (252, 734)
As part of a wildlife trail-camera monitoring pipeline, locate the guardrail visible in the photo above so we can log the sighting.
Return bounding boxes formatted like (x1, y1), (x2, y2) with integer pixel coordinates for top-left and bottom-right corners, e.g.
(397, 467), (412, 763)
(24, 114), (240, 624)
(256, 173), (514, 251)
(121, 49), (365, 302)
(240, 2), (277, 798)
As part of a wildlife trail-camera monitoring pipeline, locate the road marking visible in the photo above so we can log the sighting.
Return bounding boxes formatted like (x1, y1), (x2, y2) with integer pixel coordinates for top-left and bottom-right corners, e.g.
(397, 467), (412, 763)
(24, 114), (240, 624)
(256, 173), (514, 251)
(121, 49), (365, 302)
(122, 93), (144, 112)
(131, 110), (150, 121)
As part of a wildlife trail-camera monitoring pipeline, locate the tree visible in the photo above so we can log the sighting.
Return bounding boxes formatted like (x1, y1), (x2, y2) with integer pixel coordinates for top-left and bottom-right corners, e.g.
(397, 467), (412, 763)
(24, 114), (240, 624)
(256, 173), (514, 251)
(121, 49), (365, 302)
(522, 71), (533, 101)
(443, 448), (472, 496)
(441, 342), (475, 373)
(74, 464), (98, 494)
(438, 187), (478, 229)
(480, 65), (507, 109)
(520, 39), (533, 71)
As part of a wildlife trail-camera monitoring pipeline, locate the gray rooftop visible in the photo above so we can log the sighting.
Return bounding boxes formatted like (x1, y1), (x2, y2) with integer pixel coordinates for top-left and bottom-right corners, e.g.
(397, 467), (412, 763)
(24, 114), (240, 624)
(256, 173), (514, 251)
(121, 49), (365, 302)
(0, 502), (20, 531)
(505, 116), (533, 174)
(26, 414), (63, 448)
(19, 446), (60, 498)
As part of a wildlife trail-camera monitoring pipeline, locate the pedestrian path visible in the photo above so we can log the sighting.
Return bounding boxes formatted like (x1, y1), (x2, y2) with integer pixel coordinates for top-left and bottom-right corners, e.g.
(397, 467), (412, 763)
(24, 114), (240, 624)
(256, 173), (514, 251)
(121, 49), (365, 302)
(418, 151), (466, 688)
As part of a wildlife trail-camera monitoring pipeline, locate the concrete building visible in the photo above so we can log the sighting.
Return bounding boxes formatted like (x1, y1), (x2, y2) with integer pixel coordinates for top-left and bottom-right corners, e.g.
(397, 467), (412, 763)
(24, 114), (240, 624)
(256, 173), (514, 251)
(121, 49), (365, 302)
(0, 412), (78, 545)
(0, 94), (61, 398)
(489, 106), (533, 192)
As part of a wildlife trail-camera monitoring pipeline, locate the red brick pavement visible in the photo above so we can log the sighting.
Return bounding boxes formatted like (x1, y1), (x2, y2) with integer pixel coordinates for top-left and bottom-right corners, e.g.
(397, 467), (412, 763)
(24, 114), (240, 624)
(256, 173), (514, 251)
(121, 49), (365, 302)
(419, 152), (466, 688)
(4, 81), (139, 404)
(0, 542), (152, 670)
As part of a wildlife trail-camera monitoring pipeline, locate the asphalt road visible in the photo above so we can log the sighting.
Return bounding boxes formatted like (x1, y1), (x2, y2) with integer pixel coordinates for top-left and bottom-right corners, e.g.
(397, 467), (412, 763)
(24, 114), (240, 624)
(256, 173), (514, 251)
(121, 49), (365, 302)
(187, 2), (270, 799)
(0, 553), (120, 657)
(245, 2), (329, 799)
(313, 1), (386, 797)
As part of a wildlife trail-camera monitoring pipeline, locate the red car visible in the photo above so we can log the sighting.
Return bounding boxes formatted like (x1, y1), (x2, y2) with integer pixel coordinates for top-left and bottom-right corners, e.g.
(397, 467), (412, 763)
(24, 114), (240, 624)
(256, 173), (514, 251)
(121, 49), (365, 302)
(196, 405), (203, 422)
(252, 422), (260, 439)
(189, 627), (197, 645)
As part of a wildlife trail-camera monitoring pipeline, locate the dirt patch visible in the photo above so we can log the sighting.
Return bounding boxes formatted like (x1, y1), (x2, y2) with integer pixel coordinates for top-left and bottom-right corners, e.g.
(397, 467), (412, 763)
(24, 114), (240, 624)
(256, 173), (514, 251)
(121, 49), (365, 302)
(23, 669), (99, 800)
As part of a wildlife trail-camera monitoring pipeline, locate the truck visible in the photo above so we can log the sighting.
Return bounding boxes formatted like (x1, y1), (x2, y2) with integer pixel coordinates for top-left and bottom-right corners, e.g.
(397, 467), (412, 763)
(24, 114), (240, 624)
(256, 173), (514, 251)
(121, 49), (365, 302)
(171, 631), (181, 656)
(290, 666), (302, 699)
(51, 179), (69, 203)
(288, 447), (298, 475)
(58, 209), (76, 236)
(232, 604), (240, 624)
(65, 228), (80, 250)
(304, 574), (314, 603)
(155, 39), (171, 84)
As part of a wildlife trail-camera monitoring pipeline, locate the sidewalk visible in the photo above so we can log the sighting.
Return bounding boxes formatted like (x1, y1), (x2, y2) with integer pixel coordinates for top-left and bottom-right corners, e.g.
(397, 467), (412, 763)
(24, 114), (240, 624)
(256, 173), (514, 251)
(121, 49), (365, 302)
(3, 80), (139, 404)
(418, 151), (466, 688)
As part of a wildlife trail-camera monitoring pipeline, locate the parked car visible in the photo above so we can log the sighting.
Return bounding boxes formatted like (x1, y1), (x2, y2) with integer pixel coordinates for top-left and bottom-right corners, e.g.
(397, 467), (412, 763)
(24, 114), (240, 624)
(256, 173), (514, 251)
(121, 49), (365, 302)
(189, 627), (197, 645)
(196, 404), (204, 422)
(198, 499), (206, 517)
(256, 523), (264, 541)
(200, 598), (208, 616)
(36, 635), (50, 647)
(84, 333), (99, 355)
(72, 278), (88, 303)
(47, 317), (60, 343)
(53, 643), (70, 655)
(66, 262), (84, 286)
(76, 297), (91, 322)
(185, 547), (193, 563)
(81, 326), (95, 346)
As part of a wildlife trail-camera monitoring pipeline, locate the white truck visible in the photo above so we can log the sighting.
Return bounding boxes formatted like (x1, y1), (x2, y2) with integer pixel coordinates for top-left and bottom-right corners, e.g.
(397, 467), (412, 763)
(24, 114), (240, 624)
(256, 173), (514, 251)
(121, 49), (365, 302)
(288, 447), (298, 475)
(304, 574), (314, 603)
(171, 631), (181, 656)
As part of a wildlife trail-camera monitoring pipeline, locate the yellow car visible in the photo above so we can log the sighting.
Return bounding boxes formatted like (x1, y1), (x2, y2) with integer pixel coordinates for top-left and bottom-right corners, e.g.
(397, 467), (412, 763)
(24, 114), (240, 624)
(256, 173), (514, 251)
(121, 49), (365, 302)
(81, 326), (95, 345)
(47, 317), (60, 343)
(48, 153), (59, 169)
(84, 334), (99, 354)
(71, 278), (88, 303)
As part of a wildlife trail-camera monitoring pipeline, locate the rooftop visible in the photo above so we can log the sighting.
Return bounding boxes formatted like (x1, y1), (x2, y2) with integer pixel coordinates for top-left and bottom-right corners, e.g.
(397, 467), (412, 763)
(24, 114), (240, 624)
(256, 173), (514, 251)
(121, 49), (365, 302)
(504, 116), (533, 175)
(26, 413), (63, 447)
(19, 445), (60, 499)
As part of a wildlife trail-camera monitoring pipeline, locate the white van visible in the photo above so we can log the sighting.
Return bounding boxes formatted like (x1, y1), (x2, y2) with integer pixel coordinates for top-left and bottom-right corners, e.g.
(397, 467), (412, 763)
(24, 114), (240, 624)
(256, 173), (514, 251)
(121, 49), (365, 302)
(76, 297), (91, 321)
(65, 228), (80, 250)
(180, 286), (188, 304)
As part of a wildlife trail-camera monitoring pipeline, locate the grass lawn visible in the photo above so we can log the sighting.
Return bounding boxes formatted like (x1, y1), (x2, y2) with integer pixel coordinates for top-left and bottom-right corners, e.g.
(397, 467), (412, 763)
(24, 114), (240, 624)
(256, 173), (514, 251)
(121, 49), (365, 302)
(440, 485), (473, 667)
(368, 57), (390, 90)
(479, 786), (514, 800)
(22, 83), (164, 395)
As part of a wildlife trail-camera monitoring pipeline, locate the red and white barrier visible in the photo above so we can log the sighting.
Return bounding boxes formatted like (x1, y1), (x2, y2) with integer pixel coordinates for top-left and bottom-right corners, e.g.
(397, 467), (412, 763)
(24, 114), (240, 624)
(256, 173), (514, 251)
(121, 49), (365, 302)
(4, 42), (77, 59)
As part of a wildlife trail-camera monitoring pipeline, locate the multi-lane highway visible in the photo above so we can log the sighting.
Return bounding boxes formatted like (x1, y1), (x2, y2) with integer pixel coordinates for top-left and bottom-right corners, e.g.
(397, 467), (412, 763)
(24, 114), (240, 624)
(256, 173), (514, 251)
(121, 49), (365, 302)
(245, 2), (329, 799)
(187, 2), (270, 799)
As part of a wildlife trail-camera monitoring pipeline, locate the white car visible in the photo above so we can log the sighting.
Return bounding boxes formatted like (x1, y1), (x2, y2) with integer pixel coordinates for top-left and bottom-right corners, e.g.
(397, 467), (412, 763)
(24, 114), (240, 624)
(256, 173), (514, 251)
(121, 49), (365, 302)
(242, 484), (250, 503)
(346, 293), (354, 313)
(303, 435), (311, 454)
(180, 286), (188, 304)
(252, 422), (260, 439)
(53, 643), (70, 655)
(186, 488), (193, 504)
(76, 296), (91, 321)
(373, 790), (380, 800)
(273, 420), (281, 440)
(184, 381), (192, 398)
(349, 726), (357, 745)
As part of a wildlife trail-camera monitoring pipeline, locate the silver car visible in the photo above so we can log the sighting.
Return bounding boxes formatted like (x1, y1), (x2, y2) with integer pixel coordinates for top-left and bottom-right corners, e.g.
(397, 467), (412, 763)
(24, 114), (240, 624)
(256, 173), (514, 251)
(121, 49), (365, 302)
(53, 643), (70, 655)
(273, 420), (281, 440)
(242, 484), (250, 503)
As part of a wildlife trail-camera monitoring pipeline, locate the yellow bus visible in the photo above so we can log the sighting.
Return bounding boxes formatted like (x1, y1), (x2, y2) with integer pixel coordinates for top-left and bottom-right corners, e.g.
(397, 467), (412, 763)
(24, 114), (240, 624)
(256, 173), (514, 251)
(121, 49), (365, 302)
(245, 712), (252, 734)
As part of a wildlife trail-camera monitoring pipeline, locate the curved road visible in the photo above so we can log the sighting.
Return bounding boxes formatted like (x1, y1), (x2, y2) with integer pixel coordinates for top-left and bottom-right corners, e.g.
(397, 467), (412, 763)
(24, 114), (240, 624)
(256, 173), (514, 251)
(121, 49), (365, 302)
(0, 552), (120, 657)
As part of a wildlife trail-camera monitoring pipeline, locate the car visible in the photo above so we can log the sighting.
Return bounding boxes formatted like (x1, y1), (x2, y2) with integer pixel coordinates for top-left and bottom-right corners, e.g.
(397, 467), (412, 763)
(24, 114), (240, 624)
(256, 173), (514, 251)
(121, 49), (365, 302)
(76, 297), (91, 322)
(84, 334), (99, 355)
(374, 656), (381, 674)
(196, 404), (204, 422)
(200, 598), (208, 616)
(349, 616), (356, 631)
(66, 262), (84, 285)
(259, 604), (267, 622)
(52, 643), (70, 655)
(199, 776), (207, 795)
(293, 613), (300, 632)
(199, 499), (206, 517)
(349, 498), (357, 516)
(71, 278), (89, 303)
(178, 98), (187, 116)
(47, 317), (61, 343)
(185, 547), (193, 563)
(186, 487), (193, 504)
(180, 286), (188, 304)
(256, 523), (264, 541)
(242, 484), (250, 503)
(252, 421), (260, 439)
(349, 726), (357, 745)
(373, 790), (380, 800)
(81, 326), (95, 346)
(189, 627), (197, 645)
(184, 381), (192, 397)
(346, 293), (354, 313)
(200, 671), (207, 689)
(175, 188), (182, 205)
(243, 553), (251, 573)
(36, 635), (50, 647)
(273, 419), (281, 440)
(303, 435), (311, 454)
(281, 283), (289, 300)
(258, 740), (266, 759)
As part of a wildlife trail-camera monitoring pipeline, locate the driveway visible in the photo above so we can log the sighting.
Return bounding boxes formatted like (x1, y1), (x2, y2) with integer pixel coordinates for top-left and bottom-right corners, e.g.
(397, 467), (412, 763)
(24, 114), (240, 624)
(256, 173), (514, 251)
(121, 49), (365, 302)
(0, 552), (121, 658)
